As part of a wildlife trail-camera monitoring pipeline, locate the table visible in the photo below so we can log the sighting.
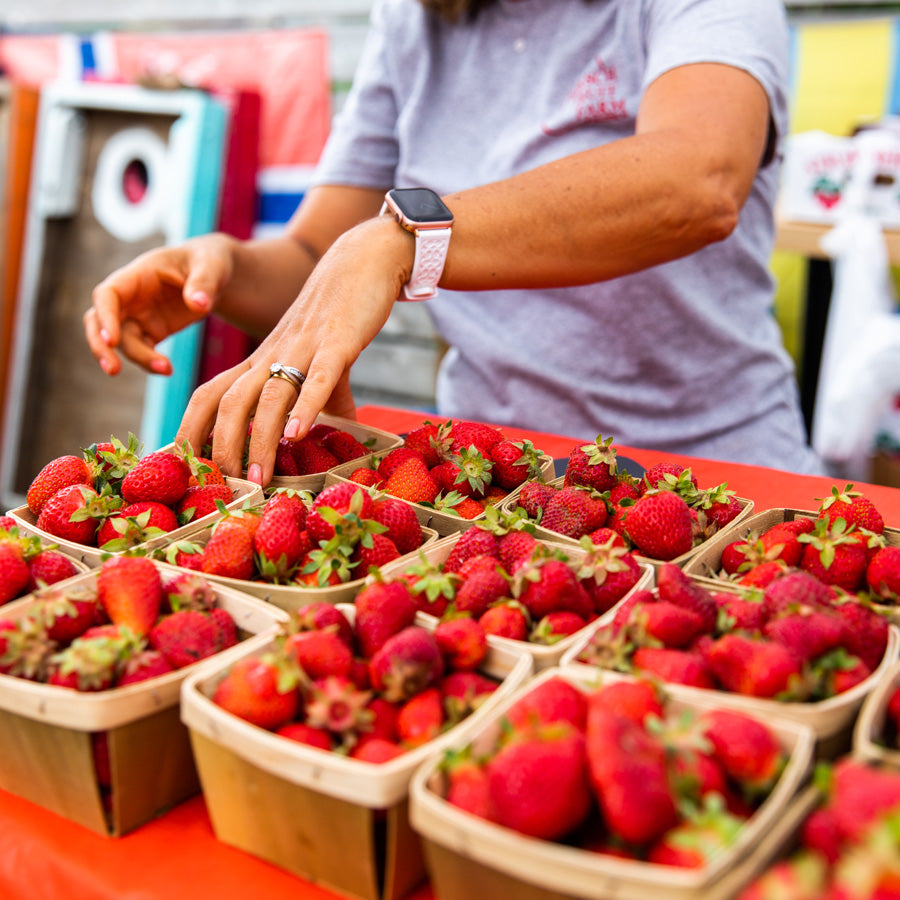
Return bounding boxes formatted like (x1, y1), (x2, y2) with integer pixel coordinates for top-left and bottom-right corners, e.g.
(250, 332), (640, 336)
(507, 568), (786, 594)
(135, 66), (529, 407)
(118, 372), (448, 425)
(1, 404), (899, 900)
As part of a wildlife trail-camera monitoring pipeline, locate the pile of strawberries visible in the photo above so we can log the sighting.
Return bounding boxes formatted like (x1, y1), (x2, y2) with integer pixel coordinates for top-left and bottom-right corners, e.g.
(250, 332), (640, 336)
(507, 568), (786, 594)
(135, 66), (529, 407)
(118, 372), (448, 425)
(738, 758), (900, 899)
(437, 674), (789, 868)
(0, 518), (80, 604)
(0, 556), (240, 690)
(575, 562), (890, 701)
(343, 419), (548, 520)
(223, 421), (377, 478)
(23, 434), (235, 551)
(370, 511), (645, 646)
(707, 485), (898, 601)
(163, 482), (430, 589)
(212, 594), (502, 761)
(516, 434), (745, 560)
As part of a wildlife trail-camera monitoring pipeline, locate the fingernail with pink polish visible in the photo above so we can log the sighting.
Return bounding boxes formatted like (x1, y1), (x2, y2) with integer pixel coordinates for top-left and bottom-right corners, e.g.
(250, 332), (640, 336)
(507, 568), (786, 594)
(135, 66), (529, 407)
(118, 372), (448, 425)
(150, 358), (169, 374)
(188, 290), (211, 311)
(284, 418), (300, 439)
(100, 328), (111, 344)
(247, 463), (262, 484)
(99, 358), (110, 374)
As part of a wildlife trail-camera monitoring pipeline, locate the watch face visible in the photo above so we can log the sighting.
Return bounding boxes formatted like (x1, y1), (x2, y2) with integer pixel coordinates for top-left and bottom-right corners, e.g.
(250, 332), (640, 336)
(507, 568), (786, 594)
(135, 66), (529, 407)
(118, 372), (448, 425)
(390, 188), (453, 224)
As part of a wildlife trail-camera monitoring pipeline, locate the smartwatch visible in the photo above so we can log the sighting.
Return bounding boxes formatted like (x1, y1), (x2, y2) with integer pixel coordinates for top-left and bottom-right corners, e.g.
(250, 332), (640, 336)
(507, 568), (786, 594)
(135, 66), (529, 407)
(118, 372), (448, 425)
(381, 188), (454, 300)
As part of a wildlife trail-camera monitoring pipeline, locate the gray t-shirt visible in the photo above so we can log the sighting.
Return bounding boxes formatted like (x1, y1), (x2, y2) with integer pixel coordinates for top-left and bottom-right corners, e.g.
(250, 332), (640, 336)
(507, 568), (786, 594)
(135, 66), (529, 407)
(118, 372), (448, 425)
(313, 0), (824, 473)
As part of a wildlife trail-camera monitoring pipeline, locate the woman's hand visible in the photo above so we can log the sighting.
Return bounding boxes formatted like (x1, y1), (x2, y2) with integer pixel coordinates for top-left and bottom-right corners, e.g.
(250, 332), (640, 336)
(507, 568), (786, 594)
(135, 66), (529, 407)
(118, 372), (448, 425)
(84, 233), (237, 376)
(175, 214), (415, 484)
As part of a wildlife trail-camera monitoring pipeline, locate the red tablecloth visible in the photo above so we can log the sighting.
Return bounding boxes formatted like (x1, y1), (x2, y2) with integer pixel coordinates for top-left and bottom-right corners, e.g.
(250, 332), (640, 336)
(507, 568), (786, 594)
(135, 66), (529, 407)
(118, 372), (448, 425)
(1, 404), (899, 900)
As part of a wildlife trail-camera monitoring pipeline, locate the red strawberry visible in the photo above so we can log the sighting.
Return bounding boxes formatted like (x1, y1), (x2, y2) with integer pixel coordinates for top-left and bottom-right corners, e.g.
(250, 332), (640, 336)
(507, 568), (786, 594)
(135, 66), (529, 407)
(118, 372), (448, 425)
(582, 546), (643, 615)
(396, 685), (445, 747)
(454, 556), (509, 618)
(638, 601), (706, 649)
(0, 543), (30, 603)
(349, 736), (405, 762)
(478, 601), (529, 641)
(174, 484), (233, 523)
(26, 455), (94, 516)
(362, 696), (401, 742)
(118, 648), (176, 686)
(187, 455), (225, 488)
(96, 556), (163, 635)
(201, 518), (256, 581)
(376, 447), (428, 480)
(442, 748), (495, 819)
(121, 451), (190, 506)
(539, 485), (607, 539)
(283, 628), (354, 680)
(371, 496), (423, 555)
(273, 438), (300, 476)
(647, 805), (745, 869)
(705, 634), (805, 698)
(497, 530), (539, 573)
(514, 556), (593, 621)
(97, 500), (178, 549)
(383, 457), (440, 505)
(818, 484), (885, 534)
(486, 722), (591, 840)
(831, 597), (889, 671)
(713, 591), (767, 633)
(763, 608), (847, 663)
(208, 607), (239, 650)
(348, 467), (383, 489)
(403, 422), (444, 468)
(36, 484), (106, 546)
(292, 437), (340, 475)
(25, 549), (80, 593)
(762, 569), (832, 617)
(640, 462), (697, 495)
(589, 679), (664, 727)
(701, 708), (785, 792)
(866, 545), (900, 601)
(275, 722), (333, 750)
(758, 524), (804, 567)
(292, 601), (355, 649)
(434, 616), (488, 670)
(625, 491), (694, 560)
(631, 646), (716, 689)
(798, 518), (868, 592)
(148, 609), (221, 668)
(516, 481), (556, 519)
(36, 585), (103, 643)
(563, 434), (618, 492)
(47, 632), (126, 691)
(654, 563), (718, 632)
(303, 674), (373, 738)
(489, 439), (544, 491)
(254, 504), (307, 581)
(440, 670), (498, 720)
(585, 702), (678, 845)
(351, 533), (401, 571)
(368, 625), (444, 702)
(443, 528), (500, 573)
(531, 611), (587, 643)
(506, 676), (588, 731)
(264, 490), (308, 528)
(306, 482), (375, 544)
(354, 578), (418, 658)
(448, 420), (505, 456)
(212, 654), (300, 730)
(320, 429), (370, 464)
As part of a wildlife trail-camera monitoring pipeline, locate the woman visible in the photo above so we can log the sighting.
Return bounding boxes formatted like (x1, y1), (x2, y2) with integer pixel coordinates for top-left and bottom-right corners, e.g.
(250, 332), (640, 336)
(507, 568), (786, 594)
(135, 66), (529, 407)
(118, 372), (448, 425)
(85, 0), (823, 485)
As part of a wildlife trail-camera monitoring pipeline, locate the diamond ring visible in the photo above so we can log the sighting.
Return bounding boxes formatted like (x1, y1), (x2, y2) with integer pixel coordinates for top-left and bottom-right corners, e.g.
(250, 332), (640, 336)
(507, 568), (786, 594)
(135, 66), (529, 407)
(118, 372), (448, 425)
(268, 362), (306, 391)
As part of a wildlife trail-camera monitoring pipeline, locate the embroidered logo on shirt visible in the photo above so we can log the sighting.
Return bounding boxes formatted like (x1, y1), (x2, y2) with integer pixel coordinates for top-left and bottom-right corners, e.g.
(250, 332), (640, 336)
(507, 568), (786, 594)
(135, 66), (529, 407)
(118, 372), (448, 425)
(543, 58), (629, 136)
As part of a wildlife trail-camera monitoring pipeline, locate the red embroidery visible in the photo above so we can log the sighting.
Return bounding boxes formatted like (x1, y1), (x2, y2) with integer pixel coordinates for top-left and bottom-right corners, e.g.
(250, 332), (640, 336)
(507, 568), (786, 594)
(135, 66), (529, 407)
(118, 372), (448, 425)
(543, 57), (628, 136)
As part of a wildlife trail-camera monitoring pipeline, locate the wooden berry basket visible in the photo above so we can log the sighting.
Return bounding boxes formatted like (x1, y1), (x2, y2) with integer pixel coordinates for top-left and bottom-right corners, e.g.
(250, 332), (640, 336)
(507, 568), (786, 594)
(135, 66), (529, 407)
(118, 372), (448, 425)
(325, 447), (556, 536)
(179, 607), (533, 900)
(374, 532), (654, 675)
(0, 561), (287, 836)
(853, 657), (900, 768)
(7, 475), (263, 569)
(559, 583), (900, 754)
(407, 666), (816, 900)
(498, 474), (755, 570)
(159, 522), (441, 614)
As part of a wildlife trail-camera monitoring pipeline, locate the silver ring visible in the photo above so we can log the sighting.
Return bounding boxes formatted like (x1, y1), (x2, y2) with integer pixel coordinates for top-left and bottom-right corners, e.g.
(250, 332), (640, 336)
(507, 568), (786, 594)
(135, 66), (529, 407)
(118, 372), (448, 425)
(268, 362), (306, 391)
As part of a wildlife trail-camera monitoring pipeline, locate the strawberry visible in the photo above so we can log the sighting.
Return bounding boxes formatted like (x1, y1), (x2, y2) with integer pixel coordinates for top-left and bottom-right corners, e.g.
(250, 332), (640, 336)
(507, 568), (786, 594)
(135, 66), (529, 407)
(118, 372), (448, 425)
(174, 484), (233, 523)
(448, 420), (505, 456)
(486, 722), (591, 840)
(376, 447), (428, 481)
(563, 434), (618, 492)
(349, 467), (383, 489)
(47, 632), (127, 691)
(443, 528), (500, 573)
(763, 608), (847, 663)
(489, 439), (544, 491)
(25, 549), (80, 593)
(625, 491), (694, 560)
(631, 646), (716, 689)
(830, 597), (889, 671)
(371, 496), (423, 555)
(121, 451), (190, 506)
(640, 461), (697, 495)
(292, 437), (340, 475)
(148, 609), (221, 668)
(758, 524), (804, 567)
(291, 602), (355, 648)
(654, 563), (718, 632)
(713, 591), (767, 633)
(396, 685), (445, 747)
(273, 438), (300, 476)
(434, 616), (488, 670)
(96, 556), (163, 635)
(514, 556), (593, 621)
(361, 695), (401, 742)
(283, 628), (354, 680)
(818, 484), (885, 535)
(97, 501), (178, 550)
(384, 456), (440, 504)
(530, 611), (587, 643)
(440, 670), (498, 720)
(581, 544), (643, 615)
(516, 480), (555, 519)
(354, 578), (418, 658)
(479, 601), (529, 640)
(705, 634), (805, 698)
(585, 702), (678, 845)
(453, 556), (509, 618)
(36, 484), (107, 546)
(403, 421), (444, 468)
(275, 722), (333, 751)
(497, 530), (539, 573)
(637, 600), (706, 649)
(208, 606), (239, 651)
(647, 802), (745, 869)
(351, 533), (401, 571)
(433, 447), (491, 499)
(798, 517), (868, 592)
(212, 653), (301, 730)
(306, 482), (375, 544)
(866, 545), (900, 601)
(26, 454), (94, 516)
(0, 543), (30, 603)
(187, 455), (225, 488)
(505, 675), (588, 731)
(349, 736), (405, 762)
(368, 625), (444, 702)
(443, 495), (487, 520)
(762, 569), (832, 617)
(320, 429), (370, 464)
(305, 423), (338, 442)
(441, 748), (496, 819)
(701, 708), (785, 793)
(201, 518), (256, 581)
(118, 648), (176, 686)
(253, 504), (307, 581)
(539, 485), (607, 539)
(264, 489), (309, 527)
(304, 674), (373, 738)
(36, 584), (103, 643)
(737, 856), (828, 900)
